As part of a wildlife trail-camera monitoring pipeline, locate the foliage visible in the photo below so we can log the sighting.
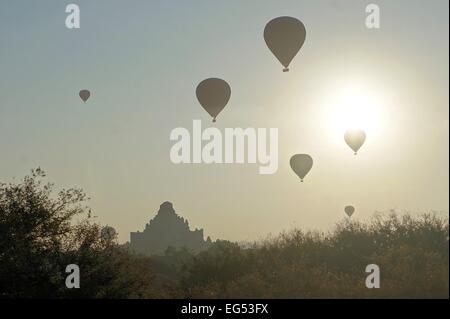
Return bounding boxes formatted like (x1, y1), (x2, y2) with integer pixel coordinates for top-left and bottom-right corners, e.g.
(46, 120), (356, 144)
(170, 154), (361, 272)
(1, 170), (448, 298)
(181, 214), (448, 298)
(0, 168), (156, 298)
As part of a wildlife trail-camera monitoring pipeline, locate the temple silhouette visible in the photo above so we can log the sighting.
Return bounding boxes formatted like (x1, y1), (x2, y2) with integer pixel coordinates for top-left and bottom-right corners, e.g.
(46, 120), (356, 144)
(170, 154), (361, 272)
(130, 201), (212, 255)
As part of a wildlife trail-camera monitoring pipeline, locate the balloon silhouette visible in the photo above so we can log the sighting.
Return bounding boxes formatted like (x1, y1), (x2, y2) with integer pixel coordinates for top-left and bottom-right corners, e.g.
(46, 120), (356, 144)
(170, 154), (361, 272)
(290, 154), (313, 182)
(101, 226), (116, 241)
(344, 129), (366, 155)
(79, 90), (91, 103)
(264, 16), (306, 72)
(344, 205), (355, 217)
(196, 78), (231, 122)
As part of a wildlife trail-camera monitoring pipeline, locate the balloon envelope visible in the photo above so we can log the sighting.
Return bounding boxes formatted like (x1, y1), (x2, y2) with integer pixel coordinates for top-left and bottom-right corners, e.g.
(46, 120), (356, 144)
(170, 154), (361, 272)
(264, 16), (306, 72)
(344, 129), (366, 155)
(344, 205), (355, 217)
(290, 154), (313, 182)
(79, 90), (90, 103)
(101, 226), (116, 241)
(196, 78), (231, 122)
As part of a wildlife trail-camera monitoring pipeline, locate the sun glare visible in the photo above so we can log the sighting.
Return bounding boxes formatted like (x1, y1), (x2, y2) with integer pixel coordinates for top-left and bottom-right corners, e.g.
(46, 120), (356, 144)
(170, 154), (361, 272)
(322, 81), (384, 144)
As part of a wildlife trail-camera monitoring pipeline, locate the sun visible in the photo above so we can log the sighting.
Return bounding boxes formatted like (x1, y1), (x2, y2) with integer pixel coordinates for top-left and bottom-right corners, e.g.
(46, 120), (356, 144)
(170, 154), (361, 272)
(321, 81), (384, 143)
(333, 88), (380, 132)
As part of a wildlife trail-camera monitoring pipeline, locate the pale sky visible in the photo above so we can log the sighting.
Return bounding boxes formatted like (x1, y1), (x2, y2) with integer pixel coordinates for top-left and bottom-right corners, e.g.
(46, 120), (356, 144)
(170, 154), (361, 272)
(0, 0), (448, 243)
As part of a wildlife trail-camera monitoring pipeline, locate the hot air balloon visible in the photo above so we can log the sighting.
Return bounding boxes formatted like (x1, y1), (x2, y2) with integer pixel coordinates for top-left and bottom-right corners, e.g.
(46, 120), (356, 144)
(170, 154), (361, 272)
(101, 226), (116, 241)
(344, 205), (355, 217)
(290, 154), (313, 182)
(79, 89), (90, 103)
(264, 16), (306, 72)
(344, 129), (366, 155)
(196, 78), (231, 122)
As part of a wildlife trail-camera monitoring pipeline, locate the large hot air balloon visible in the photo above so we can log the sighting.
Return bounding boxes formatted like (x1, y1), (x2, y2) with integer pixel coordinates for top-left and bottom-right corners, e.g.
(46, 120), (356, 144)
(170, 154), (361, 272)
(344, 129), (366, 155)
(290, 154), (313, 182)
(79, 89), (90, 103)
(264, 16), (306, 72)
(196, 78), (231, 122)
(344, 205), (355, 217)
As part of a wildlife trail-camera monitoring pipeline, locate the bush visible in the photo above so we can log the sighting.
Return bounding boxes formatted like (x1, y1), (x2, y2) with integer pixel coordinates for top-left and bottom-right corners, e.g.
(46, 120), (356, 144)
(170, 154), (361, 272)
(1, 169), (448, 298)
(0, 168), (156, 298)
(182, 214), (449, 298)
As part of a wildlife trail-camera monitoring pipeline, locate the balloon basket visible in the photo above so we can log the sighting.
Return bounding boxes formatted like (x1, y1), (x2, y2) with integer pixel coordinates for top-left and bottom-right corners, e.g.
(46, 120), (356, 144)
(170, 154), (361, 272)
(283, 68), (289, 72)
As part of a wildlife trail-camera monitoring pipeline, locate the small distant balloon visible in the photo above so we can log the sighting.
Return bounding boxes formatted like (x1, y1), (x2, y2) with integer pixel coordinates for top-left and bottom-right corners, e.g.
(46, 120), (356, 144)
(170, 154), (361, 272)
(264, 16), (306, 72)
(290, 154), (313, 182)
(196, 78), (231, 122)
(344, 205), (355, 217)
(101, 226), (116, 241)
(344, 129), (366, 155)
(79, 90), (90, 103)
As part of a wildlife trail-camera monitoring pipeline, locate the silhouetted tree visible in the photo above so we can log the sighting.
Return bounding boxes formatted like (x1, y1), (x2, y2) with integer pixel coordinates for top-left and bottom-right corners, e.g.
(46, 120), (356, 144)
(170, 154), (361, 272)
(0, 168), (155, 298)
(181, 215), (449, 298)
(1, 169), (448, 298)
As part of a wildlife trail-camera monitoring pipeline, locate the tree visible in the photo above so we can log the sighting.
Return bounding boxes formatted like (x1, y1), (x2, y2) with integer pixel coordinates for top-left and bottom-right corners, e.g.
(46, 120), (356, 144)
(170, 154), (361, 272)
(0, 168), (155, 298)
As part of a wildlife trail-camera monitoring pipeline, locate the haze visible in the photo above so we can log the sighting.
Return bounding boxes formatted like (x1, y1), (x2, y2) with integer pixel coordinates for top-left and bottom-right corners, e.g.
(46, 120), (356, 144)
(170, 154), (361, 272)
(0, 0), (448, 243)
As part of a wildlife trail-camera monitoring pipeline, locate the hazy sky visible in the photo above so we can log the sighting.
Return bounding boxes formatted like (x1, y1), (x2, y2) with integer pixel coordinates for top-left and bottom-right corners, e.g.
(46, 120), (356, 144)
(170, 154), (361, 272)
(0, 0), (448, 243)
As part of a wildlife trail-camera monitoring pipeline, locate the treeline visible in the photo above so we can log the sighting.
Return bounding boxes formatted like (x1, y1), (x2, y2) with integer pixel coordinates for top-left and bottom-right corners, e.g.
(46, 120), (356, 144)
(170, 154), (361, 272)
(0, 170), (448, 298)
(150, 213), (448, 298)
